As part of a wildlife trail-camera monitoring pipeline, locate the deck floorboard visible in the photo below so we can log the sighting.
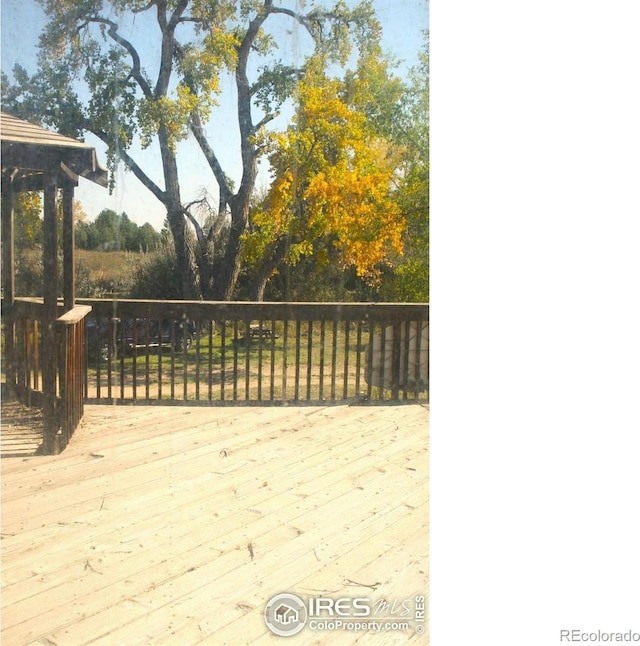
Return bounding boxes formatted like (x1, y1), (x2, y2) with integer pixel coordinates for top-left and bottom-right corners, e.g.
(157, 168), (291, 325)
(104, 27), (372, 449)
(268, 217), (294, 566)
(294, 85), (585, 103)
(2, 403), (428, 645)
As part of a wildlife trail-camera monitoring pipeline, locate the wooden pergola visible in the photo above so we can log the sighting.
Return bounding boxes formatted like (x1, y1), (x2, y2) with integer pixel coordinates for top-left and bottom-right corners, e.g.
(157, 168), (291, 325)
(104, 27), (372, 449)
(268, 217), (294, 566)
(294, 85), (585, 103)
(1, 112), (108, 453)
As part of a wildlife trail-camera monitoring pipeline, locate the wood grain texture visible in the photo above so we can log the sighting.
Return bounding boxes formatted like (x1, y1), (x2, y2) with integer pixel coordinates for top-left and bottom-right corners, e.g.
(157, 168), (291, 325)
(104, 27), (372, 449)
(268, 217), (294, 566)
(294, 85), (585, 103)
(1, 403), (429, 645)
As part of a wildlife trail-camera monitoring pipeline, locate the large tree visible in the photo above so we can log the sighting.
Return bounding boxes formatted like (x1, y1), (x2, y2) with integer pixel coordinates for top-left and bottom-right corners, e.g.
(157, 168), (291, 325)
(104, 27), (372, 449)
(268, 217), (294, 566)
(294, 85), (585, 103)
(242, 54), (406, 300)
(243, 35), (429, 302)
(2, 0), (382, 300)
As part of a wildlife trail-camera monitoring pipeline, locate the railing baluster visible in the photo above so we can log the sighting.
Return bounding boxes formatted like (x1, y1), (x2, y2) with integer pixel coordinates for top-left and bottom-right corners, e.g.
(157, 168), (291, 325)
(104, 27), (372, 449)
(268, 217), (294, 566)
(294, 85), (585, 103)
(270, 318), (276, 401)
(119, 319), (126, 401)
(257, 319), (264, 401)
(157, 319), (163, 401)
(355, 320), (363, 400)
(343, 320), (350, 400)
(330, 319), (338, 401)
(294, 320), (301, 402)
(403, 320), (411, 400)
(306, 321), (314, 401)
(318, 320), (326, 401)
(132, 320), (138, 402)
(182, 319), (188, 402)
(379, 324), (387, 401)
(414, 318), (424, 399)
(220, 320), (226, 401)
(170, 321), (176, 401)
(208, 320), (213, 401)
(33, 320), (40, 392)
(281, 318), (289, 402)
(194, 320), (201, 401)
(366, 321), (374, 401)
(144, 318), (151, 400)
(244, 319), (251, 401)
(85, 320), (90, 400)
(232, 320), (239, 401)
(392, 322), (402, 400)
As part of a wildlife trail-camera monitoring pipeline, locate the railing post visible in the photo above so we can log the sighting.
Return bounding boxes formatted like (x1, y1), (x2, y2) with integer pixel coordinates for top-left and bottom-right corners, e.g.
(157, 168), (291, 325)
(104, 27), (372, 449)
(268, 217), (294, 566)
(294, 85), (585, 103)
(56, 306), (91, 450)
(57, 322), (69, 449)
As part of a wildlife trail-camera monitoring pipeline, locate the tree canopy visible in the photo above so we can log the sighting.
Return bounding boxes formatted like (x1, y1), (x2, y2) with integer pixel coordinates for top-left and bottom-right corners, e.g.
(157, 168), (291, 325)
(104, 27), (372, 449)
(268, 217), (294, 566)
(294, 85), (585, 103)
(243, 55), (406, 299)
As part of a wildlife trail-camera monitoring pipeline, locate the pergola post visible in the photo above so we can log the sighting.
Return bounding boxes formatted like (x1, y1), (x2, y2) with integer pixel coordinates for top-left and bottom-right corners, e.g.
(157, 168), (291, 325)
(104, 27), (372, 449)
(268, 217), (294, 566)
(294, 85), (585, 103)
(1, 172), (17, 393)
(42, 174), (60, 454)
(62, 181), (76, 310)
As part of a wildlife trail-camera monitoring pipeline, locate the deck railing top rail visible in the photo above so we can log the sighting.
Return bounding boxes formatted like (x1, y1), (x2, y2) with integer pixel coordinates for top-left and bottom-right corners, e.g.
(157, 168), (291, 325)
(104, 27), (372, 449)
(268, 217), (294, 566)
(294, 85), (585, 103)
(77, 298), (429, 322)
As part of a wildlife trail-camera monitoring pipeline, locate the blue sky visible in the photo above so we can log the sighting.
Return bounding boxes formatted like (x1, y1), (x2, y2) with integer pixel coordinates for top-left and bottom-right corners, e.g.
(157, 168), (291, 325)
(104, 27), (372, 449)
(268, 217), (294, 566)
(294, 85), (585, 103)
(1, 0), (428, 230)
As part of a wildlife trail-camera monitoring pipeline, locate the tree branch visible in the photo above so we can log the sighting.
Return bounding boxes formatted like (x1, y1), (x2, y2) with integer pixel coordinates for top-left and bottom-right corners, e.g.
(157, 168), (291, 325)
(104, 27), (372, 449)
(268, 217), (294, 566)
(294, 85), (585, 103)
(181, 206), (205, 246)
(267, 5), (350, 49)
(168, 0), (190, 30)
(189, 112), (234, 206)
(93, 129), (167, 204)
(267, 6), (311, 31)
(253, 112), (277, 133)
(87, 16), (152, 98)
(153, 0), (189, 99)
(132, 1), (155, 14)
(235, 8), (273, 202)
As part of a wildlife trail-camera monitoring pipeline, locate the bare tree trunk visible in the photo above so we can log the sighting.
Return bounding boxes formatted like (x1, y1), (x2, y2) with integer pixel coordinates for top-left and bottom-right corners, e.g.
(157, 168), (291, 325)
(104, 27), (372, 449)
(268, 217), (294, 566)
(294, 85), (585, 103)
(159, 125), (200, 300)
(212, 199), (248, 300)
(250, 236), (289, 301)
(196, 228), (216, 300)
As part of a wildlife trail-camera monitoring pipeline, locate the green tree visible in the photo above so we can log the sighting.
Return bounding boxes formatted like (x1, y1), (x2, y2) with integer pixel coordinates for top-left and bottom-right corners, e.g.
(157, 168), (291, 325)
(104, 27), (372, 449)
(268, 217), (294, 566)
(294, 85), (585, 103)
(380, 34), (429, 302)
(92, 209), (122, 250)
(13, 192), (43, 250)
(2, 0), (382, 300)
(136, 223), (162, 252)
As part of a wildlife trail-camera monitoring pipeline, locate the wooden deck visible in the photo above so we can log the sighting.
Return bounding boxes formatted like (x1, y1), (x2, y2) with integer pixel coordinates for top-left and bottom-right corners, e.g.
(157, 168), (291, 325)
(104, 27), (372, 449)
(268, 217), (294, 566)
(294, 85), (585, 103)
(1, 403), (429, 645)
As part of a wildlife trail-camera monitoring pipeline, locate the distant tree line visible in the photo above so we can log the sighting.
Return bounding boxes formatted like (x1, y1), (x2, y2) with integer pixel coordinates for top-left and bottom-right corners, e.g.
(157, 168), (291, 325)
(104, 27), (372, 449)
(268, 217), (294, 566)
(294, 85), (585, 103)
(13, 196), (162, 254)
(75, 209), (162, 252)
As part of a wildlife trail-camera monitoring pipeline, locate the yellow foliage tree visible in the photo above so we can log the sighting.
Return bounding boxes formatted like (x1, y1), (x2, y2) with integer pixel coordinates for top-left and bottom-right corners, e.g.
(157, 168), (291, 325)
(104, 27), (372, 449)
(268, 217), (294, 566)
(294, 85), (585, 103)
(245, 61), (405, 299)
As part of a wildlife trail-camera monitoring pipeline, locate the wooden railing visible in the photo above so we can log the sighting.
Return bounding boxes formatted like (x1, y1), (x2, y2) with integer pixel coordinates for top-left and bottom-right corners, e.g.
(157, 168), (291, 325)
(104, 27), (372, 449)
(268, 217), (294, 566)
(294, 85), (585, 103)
(78, 299), (429, 405)
(56, 305), (92, 449)
(4, 298), (44, 406)
(2, 298), (91, 452)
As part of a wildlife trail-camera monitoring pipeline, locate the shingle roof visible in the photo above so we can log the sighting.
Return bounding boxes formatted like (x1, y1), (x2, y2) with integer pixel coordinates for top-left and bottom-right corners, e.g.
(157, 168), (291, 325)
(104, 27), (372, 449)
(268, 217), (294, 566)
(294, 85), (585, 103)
(1, 112), (91, 149)
(1, 112), (108, 188)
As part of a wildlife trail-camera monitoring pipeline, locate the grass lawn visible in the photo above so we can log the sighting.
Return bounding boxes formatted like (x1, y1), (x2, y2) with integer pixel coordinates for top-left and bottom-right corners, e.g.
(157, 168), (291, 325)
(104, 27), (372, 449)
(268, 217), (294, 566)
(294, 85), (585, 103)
(86, 321), (375, 403)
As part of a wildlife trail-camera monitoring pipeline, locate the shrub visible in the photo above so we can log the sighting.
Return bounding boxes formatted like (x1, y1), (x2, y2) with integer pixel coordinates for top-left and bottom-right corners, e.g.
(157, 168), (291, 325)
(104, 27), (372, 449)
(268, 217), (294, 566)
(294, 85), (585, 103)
(127, 245), (182, 300)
